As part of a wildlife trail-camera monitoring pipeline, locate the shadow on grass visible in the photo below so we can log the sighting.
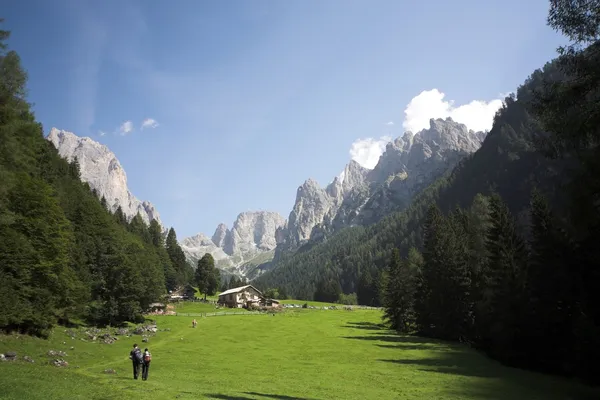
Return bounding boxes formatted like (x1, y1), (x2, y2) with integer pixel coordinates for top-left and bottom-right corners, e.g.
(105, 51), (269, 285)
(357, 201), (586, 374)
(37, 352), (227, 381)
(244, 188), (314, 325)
(343, 321), (387, 331)
(380, 354), (600, 400)
(342, 323), (600, 399)
(342, 334), (435, 344)
(244, 392), (320, 400)
(205, 393), (321, 400)
(376, 343), (442, 351)
(380, 355), (499, 378)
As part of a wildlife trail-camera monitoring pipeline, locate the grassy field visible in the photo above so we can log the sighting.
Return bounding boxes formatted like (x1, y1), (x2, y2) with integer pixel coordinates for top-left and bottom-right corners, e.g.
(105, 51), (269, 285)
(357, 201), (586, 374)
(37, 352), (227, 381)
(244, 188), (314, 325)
(0, 307), (598, 400)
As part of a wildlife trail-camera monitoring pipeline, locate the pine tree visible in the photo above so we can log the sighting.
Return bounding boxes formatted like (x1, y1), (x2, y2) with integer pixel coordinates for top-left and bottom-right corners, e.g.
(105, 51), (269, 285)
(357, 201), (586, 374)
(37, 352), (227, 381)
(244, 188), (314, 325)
(525, 189), (576, 373)
(114, 206), (127, 226)
(166, 227), (192, 287)
(129, 213), (151, 244)
(383, 249), (416, 332)
(480, 194), (529, 363)
(414, 204), (471, 340)
(195, 253), (220, 300)
(357, 269), (376, 306)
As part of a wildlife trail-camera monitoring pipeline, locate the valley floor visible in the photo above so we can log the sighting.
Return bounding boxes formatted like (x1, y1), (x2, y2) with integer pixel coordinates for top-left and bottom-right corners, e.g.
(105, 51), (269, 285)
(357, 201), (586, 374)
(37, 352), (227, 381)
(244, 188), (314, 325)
(0, 307), (597, 400)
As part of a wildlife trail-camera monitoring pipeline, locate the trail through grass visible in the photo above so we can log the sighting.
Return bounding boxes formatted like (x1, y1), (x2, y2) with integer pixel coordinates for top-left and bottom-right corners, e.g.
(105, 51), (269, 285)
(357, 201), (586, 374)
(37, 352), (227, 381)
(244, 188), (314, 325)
(0, 308), (597, 399)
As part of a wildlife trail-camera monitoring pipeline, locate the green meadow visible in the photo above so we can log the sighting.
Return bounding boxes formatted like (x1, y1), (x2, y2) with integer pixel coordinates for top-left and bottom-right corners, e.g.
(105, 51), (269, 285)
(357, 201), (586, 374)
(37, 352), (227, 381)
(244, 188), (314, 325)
(0, 306), (597, 400)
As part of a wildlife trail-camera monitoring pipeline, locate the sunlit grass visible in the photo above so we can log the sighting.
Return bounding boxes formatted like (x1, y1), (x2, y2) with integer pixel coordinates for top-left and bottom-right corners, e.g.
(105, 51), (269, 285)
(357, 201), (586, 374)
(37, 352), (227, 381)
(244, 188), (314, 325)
(0, 308), (597, 399)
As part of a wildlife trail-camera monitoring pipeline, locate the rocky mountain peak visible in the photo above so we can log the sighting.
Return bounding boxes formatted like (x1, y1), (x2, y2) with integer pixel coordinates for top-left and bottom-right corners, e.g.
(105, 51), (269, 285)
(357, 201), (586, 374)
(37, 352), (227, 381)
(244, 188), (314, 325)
(229, 211), (286, 254)
(181, 232), (214, 248)
(211, 223), (230, 248)
(181, 211), (286, 277)
(327, 160), (370, 199)
(419, 117), (484, 153)
(47, 127), (163, 227)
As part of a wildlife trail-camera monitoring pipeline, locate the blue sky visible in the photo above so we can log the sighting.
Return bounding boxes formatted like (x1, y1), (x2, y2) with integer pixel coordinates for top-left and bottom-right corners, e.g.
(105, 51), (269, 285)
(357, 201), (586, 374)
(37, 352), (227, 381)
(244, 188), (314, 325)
(4, 0), (565, 238)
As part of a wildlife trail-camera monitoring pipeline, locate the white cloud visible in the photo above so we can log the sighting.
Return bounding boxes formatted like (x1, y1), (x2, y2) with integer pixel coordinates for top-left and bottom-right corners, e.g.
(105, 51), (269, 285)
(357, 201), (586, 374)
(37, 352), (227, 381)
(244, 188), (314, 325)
(141, 118), (159, 130)
(402, 89), (504, 133)
(349, 136), (392, 169)
(118, 121), (133, 135)
(348, 89), (506, 169)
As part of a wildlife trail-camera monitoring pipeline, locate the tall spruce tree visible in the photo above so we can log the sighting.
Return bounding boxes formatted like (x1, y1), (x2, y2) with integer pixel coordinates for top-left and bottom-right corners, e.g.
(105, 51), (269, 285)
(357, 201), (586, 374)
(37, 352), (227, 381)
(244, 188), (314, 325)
(525, 189), (576, 373)
(480, 194), (529, 363)
(166, 227), (193, 287)
(383, 249), (417, 332)
(195, 253), (220, 300)
(415, 204), (471, 340)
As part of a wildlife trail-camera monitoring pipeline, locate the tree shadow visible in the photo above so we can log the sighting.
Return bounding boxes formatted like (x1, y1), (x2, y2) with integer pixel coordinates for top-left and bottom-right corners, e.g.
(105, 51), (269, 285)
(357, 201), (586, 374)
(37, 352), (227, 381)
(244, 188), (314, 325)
(379, 355), (499, 378)
(205, 393), (321, 400)
(376, 343), (442, 351)
(380, 356), (600, 399)
(244, 392), (321, 400)
(343, 321), (386, 331)
(342, 334), (436, 344)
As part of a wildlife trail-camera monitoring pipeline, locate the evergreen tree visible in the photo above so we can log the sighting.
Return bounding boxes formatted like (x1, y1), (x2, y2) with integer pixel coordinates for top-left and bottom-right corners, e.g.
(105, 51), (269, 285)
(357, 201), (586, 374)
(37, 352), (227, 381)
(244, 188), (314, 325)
(479, 194), (529, 363)
(383, 249), (416, 332)
(166, 227), (193, 286)
(148, 219), (164, 247)
(114, 206), (127, 226)
(100, 196), (108, 210)
(357, 269), (376, 306)
(195, 253), (220, 300)
(314, 277), (342, 303)
(525, 189), (576, 373)
(128, 213), (151, 244)
(415, 204), (471, 340)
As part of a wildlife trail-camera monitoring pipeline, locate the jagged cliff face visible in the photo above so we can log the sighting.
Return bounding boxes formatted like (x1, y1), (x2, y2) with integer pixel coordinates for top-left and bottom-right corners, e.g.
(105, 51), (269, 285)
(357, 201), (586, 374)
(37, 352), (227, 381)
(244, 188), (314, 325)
(180, 211), (286, 277)
(276, 117), (487, 253)
(47, 119), (486, 280)
(47, 128), (163, 227)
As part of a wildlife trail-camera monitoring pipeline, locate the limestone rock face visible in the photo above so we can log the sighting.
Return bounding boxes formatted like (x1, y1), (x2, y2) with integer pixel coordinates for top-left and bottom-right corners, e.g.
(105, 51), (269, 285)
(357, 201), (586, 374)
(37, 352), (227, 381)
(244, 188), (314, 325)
(276, 117), (487, 253)
(47, 128), (163, 227)
(211, 223), (230, 249)
(180, 233), (233, 269)
(180, 211), (286, 276)
(48, 118), (486, 280)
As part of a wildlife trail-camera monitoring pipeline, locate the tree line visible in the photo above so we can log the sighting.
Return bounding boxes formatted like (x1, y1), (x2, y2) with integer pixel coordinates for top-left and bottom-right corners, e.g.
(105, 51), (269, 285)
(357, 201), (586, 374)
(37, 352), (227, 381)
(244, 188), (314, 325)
(383, 0), (600, 385)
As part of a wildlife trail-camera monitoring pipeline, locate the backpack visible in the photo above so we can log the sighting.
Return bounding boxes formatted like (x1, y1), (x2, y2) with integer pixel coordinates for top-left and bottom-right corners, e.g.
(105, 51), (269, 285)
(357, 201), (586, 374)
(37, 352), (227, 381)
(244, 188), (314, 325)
(134, 348), (143, 363)
(143, 351), (152, 363)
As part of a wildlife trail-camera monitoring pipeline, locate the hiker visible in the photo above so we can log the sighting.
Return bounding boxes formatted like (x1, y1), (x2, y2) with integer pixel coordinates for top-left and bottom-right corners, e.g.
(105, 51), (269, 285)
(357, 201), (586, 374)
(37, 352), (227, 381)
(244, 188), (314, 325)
(129, 343), (143, 379)
(192, 319), (197, 328)
(142, 347), (152, 381)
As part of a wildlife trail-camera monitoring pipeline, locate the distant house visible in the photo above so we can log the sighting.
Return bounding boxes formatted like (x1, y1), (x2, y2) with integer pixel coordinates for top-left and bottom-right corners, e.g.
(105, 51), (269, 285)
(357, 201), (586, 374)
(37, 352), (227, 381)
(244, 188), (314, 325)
(218, 285), (263, 308)
(148, 303), (166, 312)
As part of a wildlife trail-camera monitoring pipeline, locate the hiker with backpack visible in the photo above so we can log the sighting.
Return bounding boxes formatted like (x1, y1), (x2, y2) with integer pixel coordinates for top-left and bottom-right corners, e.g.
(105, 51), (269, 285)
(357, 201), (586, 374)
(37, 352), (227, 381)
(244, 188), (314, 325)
(142, 348), (152, 381)
(129, 343), (143, 380)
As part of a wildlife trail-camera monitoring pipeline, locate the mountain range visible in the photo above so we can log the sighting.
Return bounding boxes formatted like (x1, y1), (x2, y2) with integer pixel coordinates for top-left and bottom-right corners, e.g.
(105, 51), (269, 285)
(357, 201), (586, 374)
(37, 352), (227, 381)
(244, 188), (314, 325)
(47, 117), (487, 279)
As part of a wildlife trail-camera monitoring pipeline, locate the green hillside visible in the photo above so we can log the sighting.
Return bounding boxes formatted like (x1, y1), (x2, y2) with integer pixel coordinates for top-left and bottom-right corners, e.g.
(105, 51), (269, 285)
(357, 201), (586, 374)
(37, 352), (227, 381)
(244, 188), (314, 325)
(0, 24), (194, 336)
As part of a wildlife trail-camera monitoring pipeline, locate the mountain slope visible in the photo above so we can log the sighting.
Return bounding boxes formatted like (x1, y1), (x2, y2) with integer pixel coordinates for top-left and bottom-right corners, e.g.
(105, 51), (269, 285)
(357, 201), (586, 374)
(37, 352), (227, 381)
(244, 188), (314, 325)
(253, 61), (569, 300)
(273, 118), (487, 262)
(180, 211), (286, 276)
(0, 31), (170, 335)
(47, 128), (162, 227)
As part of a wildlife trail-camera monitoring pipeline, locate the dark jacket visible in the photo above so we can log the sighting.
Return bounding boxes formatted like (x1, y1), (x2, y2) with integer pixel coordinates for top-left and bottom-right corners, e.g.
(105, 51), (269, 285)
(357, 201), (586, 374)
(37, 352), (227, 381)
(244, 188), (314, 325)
(130, 347), (143, 364)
